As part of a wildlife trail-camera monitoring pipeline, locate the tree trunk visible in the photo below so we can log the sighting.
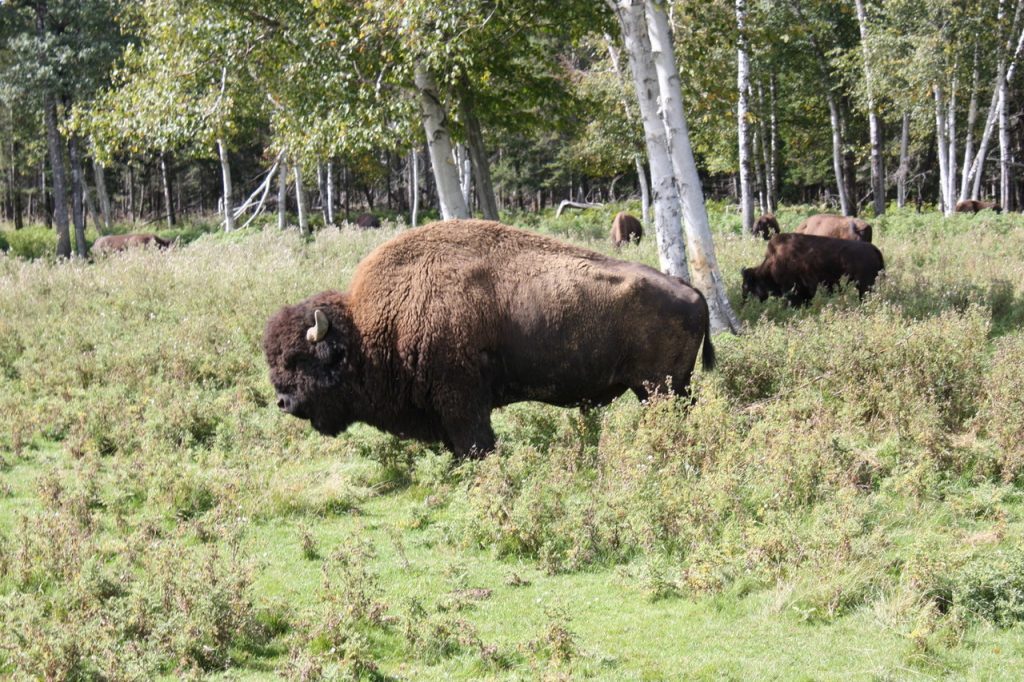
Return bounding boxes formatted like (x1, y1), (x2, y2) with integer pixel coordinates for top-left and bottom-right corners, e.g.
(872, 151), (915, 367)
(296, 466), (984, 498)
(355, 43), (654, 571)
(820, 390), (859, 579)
(217, 139), (235, 231)
(826, 91), (852, 215)
(934, 84), (952, 215)
(68, 132), (87, 257)
(769, 74), (780, 211)
(756, 80), (774, 213)
(294, 160), (309, 235)
(35, 6), (70, 256)
(326, 160), (335, 225)
(646, 0), (741, 333)
(897, 112), (910, 208)
(318, 162), (329, 225)
(611, 0), (689, 281)
(960, 46), (980, 202)
(999, 65), (1013, 210)
(414, 64), (470, 220)
(735, 0), (755, 233)
(93, 160), (111, 232)
(410, 148), (420, 227)
(278, 159), (288, 230)
(855, 0), (885, 215)
(455, 143), (473, 208)
(635, 157), (651, 226)
(458, 86), (500, 220)
(160, 151), (176, 226)
(947, 77), (958, 211)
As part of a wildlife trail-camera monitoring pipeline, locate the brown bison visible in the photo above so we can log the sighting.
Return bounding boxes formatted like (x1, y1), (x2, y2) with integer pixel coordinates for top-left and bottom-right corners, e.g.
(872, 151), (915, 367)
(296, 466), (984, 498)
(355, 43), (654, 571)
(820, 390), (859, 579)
(92, 233), (171, 255)
(752, 213), (781, 240)
(795, 214), (872, 242)
(954, 199), (1002, 214)
(741, 233), (885, 306)
(611, 211), (643, 247)
(263, 220), (715, 459)
(355, 213), (381, 229)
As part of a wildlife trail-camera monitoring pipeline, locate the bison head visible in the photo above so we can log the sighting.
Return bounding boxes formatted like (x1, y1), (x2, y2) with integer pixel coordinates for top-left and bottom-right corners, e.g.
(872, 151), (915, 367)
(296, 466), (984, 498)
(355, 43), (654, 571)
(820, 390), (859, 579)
(262, 291), (362, 436)
(851, 220), (873, 242)
(740, 268), (770, 302)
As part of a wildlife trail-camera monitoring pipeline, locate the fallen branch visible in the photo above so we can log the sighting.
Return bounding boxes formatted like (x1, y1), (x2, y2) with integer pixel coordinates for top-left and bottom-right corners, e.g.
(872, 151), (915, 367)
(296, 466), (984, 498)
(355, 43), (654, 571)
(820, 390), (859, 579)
(556, 200), (604, 217)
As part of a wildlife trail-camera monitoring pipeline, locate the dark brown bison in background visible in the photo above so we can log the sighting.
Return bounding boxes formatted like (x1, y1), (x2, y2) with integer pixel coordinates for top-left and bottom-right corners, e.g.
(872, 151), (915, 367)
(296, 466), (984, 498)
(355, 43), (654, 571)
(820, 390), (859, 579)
(752, 213), (781, 240)
(92, 233), (171, 255)
(954, 199), (1002, 214)
(741, 233), (885, 306)
(795, 214), (873, 242)
(355, 213), (381, 229)
(264, 220), (714, 459)
(611, 211), (643, 247)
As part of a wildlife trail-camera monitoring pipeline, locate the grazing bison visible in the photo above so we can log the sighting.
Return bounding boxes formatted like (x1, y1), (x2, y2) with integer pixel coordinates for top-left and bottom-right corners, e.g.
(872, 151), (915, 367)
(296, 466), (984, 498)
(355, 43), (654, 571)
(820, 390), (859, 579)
(264, 219), (715, 459)
(795, 214), (873, 242)
(752, 213), (781, 240)
(954, 199), (1002, 214)
(610, 211), (643, 247)
(741, 233), (885, 306)
(355, 213), (381, 229)
(92, 233), (171, 255)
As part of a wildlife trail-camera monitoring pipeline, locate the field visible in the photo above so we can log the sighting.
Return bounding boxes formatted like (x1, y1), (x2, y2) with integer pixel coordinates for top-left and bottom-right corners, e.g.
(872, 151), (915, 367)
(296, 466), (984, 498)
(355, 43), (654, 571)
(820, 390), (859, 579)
(2, 205), (1024, 680)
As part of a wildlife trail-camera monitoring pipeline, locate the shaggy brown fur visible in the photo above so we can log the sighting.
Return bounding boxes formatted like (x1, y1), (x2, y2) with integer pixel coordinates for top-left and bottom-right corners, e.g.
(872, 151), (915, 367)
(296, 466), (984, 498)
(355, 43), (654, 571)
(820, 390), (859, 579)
(741, 233), (885, 306)
(954, 199), (1002, 214)
(263, 220), (714, 459)
(354, 213), (381, 228)
(92, 233), (171, 255)
(752, 213), (781, 240)
(795, 214), (873, 242)
(610, 211), (643, 247)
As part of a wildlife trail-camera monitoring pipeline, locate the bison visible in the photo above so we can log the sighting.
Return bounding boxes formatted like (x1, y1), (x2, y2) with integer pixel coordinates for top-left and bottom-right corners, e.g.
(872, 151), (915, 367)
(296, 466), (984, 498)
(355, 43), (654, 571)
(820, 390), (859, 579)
(355, 213), (381, 229)
(92, 233), (171, 255)
(741, 233), (885, 306)
(264, 219), (715, 459)
(795, 214), (873, 242)
(611, 211), (643, 247)
(954, 199), (1002, 214)
(752, 213), (781, 240)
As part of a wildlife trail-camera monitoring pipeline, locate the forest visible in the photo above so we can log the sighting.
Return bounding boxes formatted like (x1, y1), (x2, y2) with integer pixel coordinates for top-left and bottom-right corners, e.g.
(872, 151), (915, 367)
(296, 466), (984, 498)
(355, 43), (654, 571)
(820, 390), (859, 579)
(2, 0), (1024, 680)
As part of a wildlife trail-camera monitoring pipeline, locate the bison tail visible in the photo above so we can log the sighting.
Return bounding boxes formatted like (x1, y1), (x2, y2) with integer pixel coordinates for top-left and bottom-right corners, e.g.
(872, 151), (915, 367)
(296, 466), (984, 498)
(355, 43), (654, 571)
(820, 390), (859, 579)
(702, 332), (716, 371)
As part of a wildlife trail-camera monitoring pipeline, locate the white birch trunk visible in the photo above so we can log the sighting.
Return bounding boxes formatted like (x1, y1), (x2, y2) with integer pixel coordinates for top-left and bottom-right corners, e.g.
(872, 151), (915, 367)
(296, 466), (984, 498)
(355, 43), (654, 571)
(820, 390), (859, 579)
(827, 92), (852, 215)
(736, 0), (755, 233)
(948, 77), (957, 211)
(999, 68), (1012, 210)
(612, 0), (689, 281)
(326, 160), (335, 226)
(769, 75), (780, 211)
(410, 148), (420, 227)
(933, 85), (952, 215)
(217, 138), (235, 231)
(646, 0), (741, 333)
(960, 48), (980, 202)
(278, 159), (288, 230)
(294, 160), (309, 235)
(414, 64), (470, 220)
(455, 143), (473, 208)
(635, 157), (651, 226)
(855, 0), (885, 215)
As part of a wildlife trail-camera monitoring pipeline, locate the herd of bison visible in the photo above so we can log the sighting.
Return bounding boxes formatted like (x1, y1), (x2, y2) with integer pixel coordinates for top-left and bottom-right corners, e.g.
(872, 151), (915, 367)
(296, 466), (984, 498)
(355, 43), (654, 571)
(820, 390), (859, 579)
(85, 200), (1002, 458)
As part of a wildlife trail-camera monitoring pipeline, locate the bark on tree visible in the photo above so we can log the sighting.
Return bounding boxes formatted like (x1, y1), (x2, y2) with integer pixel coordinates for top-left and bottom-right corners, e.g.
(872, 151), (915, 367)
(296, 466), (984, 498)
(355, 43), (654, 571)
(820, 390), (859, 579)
(326, 160), (335, 226)
(414, 64), (470, 220)
(610, 0), (689, 282)
(947, 77), (958, 212)
(93, 160), (111, 231)
(635, 157), (651, 226)
(855, 0), (885, 215)
(999, 65), (1013, 210)
(735, 0), (755, 234)
(278, 159), (288, 230)
(455, 143), (473, 208)
(646, 0), (741, 333)
(458, 86), (500, 220)
(35, 4), (71, 257)
(826, 91), (851, 215)
(934, 84), (952, 215)
(960, 47), (981, 202)
(294, 160), (309, 235)
(410, 148), (420, 227)
(160, 151), (176, 226)
(217, 139), (235, 231)
(897, 112), (910, 208)
(68, 132), (87, 257)
(768, 75), (780, 212)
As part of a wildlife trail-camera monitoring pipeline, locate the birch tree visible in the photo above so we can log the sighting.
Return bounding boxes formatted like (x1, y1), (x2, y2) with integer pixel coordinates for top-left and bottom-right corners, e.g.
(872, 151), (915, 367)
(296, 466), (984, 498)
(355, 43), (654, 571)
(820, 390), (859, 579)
(854, 0), (885, 215)
(736, 0), (755, 233)
(415, 65), (470, 220)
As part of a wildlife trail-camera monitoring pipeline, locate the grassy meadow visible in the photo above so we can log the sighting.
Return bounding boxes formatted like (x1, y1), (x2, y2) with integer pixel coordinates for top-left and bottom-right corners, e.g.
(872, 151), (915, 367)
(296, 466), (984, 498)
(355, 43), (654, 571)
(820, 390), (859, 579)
(2, 205), (1024, 679)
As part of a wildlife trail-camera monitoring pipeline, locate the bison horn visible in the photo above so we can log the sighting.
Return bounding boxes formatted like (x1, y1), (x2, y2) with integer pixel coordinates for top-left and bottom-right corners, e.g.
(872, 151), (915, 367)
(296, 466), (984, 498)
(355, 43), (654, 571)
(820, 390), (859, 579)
(306, 309), (329, 343)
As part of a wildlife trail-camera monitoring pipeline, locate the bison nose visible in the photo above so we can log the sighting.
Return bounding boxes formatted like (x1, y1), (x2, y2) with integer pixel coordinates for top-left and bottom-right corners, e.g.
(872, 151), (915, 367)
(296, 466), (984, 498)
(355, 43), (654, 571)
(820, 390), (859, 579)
(277, 393), (297, 414)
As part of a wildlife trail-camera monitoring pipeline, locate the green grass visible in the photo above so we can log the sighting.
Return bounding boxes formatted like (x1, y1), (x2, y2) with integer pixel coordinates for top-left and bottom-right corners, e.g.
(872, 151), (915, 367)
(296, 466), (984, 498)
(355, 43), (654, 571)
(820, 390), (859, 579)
(2, 205), (1024, 679)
